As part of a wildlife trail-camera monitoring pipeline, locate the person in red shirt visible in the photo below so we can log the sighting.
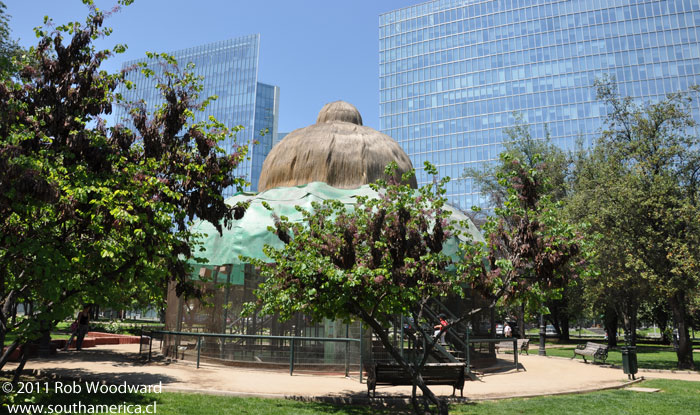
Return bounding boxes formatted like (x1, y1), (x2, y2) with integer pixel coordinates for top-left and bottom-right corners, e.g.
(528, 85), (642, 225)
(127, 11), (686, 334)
(433, 315), (449, 345)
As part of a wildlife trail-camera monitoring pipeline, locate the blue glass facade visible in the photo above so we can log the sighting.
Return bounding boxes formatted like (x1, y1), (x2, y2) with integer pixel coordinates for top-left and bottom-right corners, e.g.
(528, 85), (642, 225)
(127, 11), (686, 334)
(116, 35), (279, 195)
(379, 0), (700, 209)
(251, 82), (280, 191)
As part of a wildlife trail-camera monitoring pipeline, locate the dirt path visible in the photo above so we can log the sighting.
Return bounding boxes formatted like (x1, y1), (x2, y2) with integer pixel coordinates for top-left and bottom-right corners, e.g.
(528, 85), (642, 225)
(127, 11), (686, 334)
(6, 344), (699, 401)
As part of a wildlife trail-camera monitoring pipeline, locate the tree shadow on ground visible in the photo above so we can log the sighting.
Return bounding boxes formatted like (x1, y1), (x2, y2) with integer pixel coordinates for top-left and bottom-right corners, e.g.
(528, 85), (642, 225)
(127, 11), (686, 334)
(287, 389), (477, 414)
(1, 373), (166, 411)
(25, 367), (179, 386)
(37, 348), (143, 365)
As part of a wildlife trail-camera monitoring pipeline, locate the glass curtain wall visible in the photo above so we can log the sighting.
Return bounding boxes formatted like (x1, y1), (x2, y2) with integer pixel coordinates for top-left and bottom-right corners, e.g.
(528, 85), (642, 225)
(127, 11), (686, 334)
(380, 0), (700, 209)
(116, 34), (279, 195)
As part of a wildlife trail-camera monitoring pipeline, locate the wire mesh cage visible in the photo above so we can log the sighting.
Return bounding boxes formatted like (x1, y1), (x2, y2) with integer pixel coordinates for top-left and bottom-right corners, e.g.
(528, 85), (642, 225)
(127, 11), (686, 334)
(160, 263), (502, 374)
(161, 264), (364, 375)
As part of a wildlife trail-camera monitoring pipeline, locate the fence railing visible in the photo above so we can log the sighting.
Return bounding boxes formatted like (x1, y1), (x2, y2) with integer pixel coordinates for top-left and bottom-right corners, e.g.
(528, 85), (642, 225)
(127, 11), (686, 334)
(467, 338), (520, 370)
(139, 329), (362, 379)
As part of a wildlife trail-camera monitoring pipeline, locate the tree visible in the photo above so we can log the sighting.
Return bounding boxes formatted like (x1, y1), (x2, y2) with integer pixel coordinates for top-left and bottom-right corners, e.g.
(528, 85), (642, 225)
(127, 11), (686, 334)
(463, 120), (584, 339)
(568, 134), (653, 348)
(246, 164), (482, 415)
(639, 299), (672, 343)
(0, 1), (21, 75)
(569, 78), (700, 368)
(467, 115), (568, 210)
(0, 1), (248, 372)
(246, 147), (584, 415)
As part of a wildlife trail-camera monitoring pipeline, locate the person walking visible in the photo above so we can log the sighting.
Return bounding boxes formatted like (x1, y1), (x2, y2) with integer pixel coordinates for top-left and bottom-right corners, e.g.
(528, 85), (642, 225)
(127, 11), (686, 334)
(504, 322), (512, 338)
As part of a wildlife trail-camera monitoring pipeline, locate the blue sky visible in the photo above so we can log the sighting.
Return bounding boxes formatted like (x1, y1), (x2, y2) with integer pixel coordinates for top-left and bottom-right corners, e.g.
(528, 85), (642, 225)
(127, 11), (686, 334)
(7, 0), (414, 133)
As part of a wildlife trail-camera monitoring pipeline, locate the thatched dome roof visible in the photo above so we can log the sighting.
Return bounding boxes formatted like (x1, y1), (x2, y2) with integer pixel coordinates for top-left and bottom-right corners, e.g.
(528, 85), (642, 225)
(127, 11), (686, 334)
(258, 101), (417, 191)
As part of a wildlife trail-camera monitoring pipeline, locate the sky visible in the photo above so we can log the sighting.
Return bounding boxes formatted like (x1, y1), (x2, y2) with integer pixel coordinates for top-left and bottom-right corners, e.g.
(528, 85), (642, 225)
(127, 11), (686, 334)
(6, 0), (415, 133)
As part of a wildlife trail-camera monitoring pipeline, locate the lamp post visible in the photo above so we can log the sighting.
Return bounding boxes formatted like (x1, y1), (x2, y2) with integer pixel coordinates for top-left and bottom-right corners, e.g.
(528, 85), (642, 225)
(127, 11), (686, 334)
(538, 313), (546, 356)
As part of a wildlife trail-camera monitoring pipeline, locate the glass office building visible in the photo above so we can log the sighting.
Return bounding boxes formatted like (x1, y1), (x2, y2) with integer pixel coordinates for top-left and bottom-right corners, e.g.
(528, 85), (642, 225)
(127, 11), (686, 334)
(116, 34), (280, 195)
(379, 0), (700, 209)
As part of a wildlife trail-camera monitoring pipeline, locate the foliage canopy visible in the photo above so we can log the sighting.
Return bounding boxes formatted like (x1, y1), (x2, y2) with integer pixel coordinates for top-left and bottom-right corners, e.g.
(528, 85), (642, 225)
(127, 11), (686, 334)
(0, 1), (248, 364)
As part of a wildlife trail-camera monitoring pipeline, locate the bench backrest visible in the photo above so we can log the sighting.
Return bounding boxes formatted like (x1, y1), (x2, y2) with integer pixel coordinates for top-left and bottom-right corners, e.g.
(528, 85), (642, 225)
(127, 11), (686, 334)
(375, 363), (464, 382)
(420, 365), (464, 380)
(374, 365), (408, 382)
(585, 341), (607, 351)
(497, 339), (529, 347)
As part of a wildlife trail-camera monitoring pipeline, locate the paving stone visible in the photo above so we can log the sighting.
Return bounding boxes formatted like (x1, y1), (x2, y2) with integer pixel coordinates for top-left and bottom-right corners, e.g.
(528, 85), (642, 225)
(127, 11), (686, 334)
(626, 387), (660, 393)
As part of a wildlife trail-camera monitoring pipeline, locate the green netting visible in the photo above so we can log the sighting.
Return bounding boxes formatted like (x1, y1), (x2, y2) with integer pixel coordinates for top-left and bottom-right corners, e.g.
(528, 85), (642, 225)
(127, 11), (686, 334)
(186, 263), (245, 284)
(188, 181), (484, 282)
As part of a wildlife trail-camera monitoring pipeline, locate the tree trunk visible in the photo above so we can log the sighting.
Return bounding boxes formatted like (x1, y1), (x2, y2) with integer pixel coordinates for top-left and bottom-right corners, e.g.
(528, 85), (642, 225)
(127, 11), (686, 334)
(11, 301), (19, 325)
(628, 310), (638, 346)
(560, 317), (570, 342)
(489, 307), (496, 355)
(12, 346), (28, 386)
(356, 306), (448, 415)
(604, 306), (618, 348)
(547, 298), (570, 341)
(549, 317), (561, 337)
(0, 314), (6, 351)
(39, 326), (52, 358)
(653, 305), (670, 344)
(1, 289), (17, 349)
(669, 292), (696, 370)
(517, 304), (525, 339)
(620, 303), (638, 346)
(0, 339), (20, 371)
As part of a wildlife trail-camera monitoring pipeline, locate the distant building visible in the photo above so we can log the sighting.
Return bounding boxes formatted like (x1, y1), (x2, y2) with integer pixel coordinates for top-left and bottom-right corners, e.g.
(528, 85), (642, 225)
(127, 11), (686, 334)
(380, 0), (700, 209)
(116, 34), (280, 195)
(273, 132), (288, 148)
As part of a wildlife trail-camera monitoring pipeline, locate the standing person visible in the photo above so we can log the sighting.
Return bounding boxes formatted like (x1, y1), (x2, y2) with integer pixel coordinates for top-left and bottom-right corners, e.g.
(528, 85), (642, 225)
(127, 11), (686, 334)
(433, 314), (449, 345)
(504, 322), (512, 338)
(75, 305), (91, 351)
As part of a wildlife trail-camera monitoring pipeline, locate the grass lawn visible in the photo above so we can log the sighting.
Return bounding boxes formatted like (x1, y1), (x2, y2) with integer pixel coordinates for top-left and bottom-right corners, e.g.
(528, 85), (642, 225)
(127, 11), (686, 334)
(568, 327), (598, 336)
(544, 344), (700, 371)
(3, 329), (71, 345)
(636, 327), (663, 338)
(2, 376), (699, 415)
(452, 379), (700, 415)
(1, 375), (388, 415)
(526, 328), (601, 336)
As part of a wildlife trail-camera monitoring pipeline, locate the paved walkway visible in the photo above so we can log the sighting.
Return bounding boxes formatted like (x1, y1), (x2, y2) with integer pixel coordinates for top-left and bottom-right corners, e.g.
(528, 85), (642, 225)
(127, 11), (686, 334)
(7, 344), (700, 402)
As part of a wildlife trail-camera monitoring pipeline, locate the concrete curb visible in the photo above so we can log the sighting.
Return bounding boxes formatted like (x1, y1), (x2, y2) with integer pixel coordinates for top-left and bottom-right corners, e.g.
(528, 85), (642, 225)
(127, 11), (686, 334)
(636, 368), (700, 375)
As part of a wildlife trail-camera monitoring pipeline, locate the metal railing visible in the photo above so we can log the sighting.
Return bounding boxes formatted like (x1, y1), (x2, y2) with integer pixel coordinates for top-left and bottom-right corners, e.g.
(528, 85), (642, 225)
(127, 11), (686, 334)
(140, 329), (362, 379)
(468, 337), (520, 370)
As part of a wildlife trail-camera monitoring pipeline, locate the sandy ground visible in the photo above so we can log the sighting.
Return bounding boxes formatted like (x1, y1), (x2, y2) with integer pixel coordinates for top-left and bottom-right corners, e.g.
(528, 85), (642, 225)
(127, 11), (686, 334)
(6, 344), (699, 401)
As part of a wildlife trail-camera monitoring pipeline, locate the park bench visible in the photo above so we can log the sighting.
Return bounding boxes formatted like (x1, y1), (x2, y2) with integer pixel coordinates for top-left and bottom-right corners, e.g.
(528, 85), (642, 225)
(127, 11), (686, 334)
(572, 341), (608, 363)
(495, 338), (530, 355)
(365, 362), (466, 397)
(164, 340), (198, 360)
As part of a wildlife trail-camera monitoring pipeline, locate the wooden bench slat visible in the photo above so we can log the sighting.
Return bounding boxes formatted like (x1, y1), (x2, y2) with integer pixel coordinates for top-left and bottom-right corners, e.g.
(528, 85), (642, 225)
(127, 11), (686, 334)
(494, 338), (530, 355)
(572, 341), (608, 364)
(366, 363), (466, 397)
